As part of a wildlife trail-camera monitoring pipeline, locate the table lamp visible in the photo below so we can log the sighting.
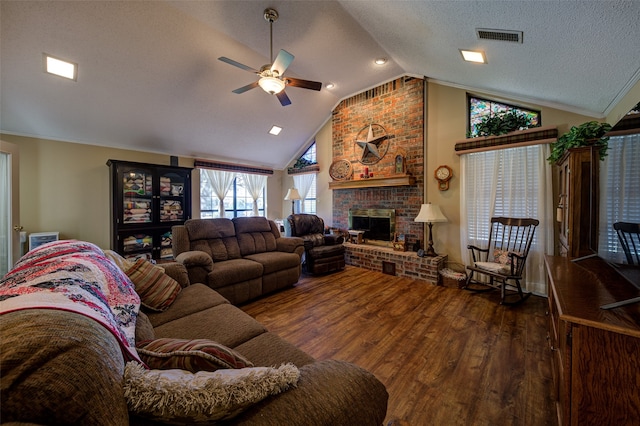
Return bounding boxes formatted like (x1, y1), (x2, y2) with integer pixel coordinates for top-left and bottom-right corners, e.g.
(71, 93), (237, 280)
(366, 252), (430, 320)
(414, 203), (448, 257)
(284, 188), (301, 215)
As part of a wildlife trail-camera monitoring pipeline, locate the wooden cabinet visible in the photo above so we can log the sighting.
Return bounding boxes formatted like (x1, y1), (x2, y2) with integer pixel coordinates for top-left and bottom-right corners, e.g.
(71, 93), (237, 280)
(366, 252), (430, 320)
(556, 146), (599, 258)
(545, 255), (640, 425)
(107, 159), (192, 260)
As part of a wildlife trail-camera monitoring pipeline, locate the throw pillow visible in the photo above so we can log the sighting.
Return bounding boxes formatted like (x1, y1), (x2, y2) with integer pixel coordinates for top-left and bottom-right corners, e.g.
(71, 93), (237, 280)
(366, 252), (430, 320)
(493, 249), (522, 265)
(136, 338), (253, 372)
(123, 362), (300, 424)
(125, 258), (181, 312)
(103, 249), (165, 273)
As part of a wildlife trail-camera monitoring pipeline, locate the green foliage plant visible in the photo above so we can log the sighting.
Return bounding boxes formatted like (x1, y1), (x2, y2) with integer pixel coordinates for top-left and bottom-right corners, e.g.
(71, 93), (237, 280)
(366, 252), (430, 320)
(547, 121), (612, 164)
(475, 111), (533, 137)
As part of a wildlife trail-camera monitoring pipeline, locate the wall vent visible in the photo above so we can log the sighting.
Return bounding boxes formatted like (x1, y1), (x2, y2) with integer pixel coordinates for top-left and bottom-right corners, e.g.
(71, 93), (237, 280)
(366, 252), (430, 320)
(476, 28), (523, 43)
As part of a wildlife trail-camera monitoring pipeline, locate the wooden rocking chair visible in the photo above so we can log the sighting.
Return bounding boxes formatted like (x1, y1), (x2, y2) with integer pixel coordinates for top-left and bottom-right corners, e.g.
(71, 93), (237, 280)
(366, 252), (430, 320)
(464, 217), (539, 305)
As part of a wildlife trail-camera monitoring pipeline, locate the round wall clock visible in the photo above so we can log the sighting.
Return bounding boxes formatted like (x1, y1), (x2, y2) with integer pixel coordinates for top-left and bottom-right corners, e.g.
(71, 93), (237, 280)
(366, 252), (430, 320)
(435, 165), (453, 191)
(329, 159), (353, 181)
(354, 123), (389, 165)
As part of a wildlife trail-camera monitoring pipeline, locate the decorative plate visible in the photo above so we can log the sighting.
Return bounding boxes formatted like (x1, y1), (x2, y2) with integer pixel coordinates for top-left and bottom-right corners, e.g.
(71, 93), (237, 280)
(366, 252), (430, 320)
(329, 159), (353, 181)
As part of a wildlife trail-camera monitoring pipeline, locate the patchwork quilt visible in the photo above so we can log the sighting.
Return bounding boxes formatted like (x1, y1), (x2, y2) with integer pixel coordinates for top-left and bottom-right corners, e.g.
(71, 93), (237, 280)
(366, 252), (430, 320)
(0, 240), (141, 362)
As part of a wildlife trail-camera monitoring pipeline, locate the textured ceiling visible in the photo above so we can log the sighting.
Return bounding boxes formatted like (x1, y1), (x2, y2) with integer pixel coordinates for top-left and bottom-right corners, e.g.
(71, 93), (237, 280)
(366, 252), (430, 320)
(2, 1), (639, 169)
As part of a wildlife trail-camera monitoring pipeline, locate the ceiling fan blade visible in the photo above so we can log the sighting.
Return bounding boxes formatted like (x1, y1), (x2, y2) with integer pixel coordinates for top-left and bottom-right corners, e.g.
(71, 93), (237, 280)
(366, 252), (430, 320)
(276, 90), (291, 106)
(271, 49), (294, 76)
(218, 57), (259, 73)
(232, 81), (259, 94)
(285, 77), (322, 91)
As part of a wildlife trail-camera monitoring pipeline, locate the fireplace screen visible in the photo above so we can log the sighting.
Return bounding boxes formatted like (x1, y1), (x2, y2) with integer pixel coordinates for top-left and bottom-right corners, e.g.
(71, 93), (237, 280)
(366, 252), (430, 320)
(348, 209), (396, 242)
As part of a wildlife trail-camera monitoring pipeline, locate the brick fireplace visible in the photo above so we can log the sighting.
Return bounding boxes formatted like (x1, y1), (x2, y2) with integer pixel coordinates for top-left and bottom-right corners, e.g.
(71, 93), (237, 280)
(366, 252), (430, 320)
(332, 76), (425, 249)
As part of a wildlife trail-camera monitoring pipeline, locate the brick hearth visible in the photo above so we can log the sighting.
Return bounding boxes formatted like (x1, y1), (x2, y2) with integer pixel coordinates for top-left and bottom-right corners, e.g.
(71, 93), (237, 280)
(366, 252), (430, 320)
(344, 243), (446, 285)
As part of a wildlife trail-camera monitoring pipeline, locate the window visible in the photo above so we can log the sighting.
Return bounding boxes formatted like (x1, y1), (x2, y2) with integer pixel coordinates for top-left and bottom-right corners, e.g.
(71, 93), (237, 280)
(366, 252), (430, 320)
(468, 95), (540, 137)
(598, 133), (640, 262)
(291, 142), (317, 214)
(200, 173), (265, 218)
(460, 144), (553, 295)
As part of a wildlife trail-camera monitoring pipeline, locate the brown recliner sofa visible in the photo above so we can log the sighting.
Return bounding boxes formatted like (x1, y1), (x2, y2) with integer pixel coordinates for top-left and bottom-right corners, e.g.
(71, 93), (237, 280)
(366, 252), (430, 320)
(284, 214), (346, 274)
(172, 217), (304, 305)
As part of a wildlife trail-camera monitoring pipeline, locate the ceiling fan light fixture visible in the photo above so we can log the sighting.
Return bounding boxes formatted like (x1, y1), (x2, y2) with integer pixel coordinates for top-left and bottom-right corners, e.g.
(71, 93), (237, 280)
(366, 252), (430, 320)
(258, 76), (285, 94)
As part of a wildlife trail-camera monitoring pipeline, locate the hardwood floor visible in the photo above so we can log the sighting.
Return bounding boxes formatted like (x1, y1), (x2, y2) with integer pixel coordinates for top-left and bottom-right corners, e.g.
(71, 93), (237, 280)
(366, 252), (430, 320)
(241, 266), (556, 426)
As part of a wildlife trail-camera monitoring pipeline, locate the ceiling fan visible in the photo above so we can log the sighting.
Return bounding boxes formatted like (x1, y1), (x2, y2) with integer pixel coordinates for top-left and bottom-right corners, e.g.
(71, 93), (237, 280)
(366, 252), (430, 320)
(218, 8), (322, 106)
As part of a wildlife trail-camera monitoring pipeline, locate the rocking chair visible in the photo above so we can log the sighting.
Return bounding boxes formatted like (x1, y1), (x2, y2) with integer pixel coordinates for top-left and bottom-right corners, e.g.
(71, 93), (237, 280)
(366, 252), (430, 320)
(464, 217), (539, 305)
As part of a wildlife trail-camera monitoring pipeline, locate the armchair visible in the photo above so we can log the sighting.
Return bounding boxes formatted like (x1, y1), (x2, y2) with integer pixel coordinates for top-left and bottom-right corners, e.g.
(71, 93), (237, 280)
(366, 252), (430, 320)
(285, 214), (346, 274)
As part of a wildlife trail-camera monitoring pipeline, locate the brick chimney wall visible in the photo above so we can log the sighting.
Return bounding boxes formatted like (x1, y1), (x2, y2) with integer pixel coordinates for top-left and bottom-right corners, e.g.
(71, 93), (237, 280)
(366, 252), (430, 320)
(332, 76), (425, 248)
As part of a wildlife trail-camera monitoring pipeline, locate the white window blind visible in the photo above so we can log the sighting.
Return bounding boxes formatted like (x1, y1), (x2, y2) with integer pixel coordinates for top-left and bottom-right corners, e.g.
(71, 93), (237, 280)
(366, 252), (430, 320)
(598, 133), (640, 262)
(461, 144), (554, 295)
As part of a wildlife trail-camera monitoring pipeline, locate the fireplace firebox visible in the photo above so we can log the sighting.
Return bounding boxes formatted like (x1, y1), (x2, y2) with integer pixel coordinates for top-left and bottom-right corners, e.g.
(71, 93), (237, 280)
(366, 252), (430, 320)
(348, 209), (396, 242)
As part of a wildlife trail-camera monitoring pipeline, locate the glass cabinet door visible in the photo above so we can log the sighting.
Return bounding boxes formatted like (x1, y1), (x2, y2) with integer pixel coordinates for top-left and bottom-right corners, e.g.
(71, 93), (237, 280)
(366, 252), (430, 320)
(159, 170), (187, 223)
(121, 166), (154, 225)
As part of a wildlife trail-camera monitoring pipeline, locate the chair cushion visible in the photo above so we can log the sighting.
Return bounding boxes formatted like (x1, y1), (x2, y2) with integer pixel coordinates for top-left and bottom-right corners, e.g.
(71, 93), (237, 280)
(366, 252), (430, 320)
(208, 259), (264, 289)
(244, 252), (302, 275)
(145, 283), (229, 328)
(475, 261), (510, 274)
(185, 219), (242, 261)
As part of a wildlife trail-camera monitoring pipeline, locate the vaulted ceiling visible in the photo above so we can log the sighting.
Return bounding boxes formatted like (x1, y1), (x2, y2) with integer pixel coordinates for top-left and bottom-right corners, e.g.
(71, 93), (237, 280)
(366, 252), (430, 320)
(2, 1), (639, 169)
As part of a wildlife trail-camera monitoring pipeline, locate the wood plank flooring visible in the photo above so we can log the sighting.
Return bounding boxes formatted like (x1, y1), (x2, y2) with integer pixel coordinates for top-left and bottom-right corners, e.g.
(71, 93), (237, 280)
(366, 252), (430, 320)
(241, 266), (556, 426)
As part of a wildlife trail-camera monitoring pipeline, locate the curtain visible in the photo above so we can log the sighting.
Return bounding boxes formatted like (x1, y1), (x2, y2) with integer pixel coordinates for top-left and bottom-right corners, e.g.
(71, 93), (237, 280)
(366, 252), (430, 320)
(293, 173), (315, 213)
(203, 169), (235, 218)
(598, 133), (640, 262)
(459, 144), (554, 295)
(241, 173), (267, 216)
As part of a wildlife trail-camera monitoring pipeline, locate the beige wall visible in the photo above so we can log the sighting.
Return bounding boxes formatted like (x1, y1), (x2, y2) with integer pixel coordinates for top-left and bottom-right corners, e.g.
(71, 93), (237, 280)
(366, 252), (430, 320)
(281, 118), (333, 225)
(1, 134), (285, 254)
(424, 82), (598, 264)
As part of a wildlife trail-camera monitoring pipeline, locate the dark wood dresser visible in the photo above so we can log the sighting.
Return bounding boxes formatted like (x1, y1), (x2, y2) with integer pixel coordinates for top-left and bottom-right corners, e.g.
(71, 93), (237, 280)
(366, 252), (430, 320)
(545, 255), (640, 425)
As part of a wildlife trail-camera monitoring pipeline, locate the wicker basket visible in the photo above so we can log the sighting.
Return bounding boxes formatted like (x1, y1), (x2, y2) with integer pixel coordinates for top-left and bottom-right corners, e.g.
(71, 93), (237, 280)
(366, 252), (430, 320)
(439, 268), (468, 289)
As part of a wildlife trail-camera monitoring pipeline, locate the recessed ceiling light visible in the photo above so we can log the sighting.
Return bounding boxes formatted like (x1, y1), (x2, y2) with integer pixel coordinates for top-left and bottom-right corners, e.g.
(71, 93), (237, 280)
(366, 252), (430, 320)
(459, 49), (487, 64)
(269, 125), (282, 136)
(374, 58), (387, 65)
(43, 53), (77, 80)
(326, 83), (335, 89)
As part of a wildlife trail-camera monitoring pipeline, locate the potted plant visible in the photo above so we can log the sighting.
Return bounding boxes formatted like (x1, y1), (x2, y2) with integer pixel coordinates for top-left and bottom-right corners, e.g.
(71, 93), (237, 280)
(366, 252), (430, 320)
(474, 111), (534, 137)
(547, 121), (612, 164)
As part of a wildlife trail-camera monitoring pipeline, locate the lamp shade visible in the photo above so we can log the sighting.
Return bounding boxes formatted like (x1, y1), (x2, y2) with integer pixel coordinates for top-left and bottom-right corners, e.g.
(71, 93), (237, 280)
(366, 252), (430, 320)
(258, 76), (285, 95)
(284, 188), (301, 201)
(414, 203), (448, 223)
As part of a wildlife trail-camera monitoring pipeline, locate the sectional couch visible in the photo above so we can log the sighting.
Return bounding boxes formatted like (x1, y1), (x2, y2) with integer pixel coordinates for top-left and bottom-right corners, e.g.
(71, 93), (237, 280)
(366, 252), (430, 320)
(0, 240), (389, 425)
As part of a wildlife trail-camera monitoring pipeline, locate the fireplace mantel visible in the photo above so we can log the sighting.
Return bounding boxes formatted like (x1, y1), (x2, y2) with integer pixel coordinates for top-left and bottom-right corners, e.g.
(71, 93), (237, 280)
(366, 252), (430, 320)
(329, 174), (415, 190)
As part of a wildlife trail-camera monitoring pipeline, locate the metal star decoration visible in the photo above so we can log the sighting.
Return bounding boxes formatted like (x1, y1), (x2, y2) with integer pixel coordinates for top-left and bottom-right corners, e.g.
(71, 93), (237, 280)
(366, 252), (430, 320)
(356, 124), (388, 163)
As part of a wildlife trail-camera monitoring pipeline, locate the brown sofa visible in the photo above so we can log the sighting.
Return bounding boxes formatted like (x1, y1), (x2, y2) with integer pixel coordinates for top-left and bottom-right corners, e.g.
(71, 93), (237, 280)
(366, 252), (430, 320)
(172, 217), (304, 305)
(1, 245), (389, 425)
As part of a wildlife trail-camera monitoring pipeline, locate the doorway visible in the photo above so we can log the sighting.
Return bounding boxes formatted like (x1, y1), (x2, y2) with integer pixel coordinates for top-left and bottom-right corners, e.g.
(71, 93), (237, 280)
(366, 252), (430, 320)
(1, 140), (20, 276)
